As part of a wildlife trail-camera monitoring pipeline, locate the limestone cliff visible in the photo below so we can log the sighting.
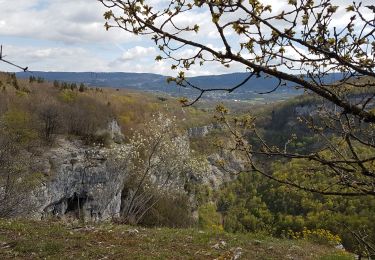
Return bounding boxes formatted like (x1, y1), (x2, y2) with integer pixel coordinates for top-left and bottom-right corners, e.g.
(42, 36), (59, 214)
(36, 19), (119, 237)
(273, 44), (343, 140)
(187, 123), (223, 138)
(31, 138), (128, 222)
(21, 124), (241, 222)
(205, 151), (245, 188)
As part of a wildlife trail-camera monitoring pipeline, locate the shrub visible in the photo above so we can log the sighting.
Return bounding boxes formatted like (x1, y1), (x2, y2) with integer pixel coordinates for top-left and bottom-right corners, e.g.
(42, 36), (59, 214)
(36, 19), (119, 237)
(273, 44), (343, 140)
(59, 89), (77, 103)
(198, 203), (223, 231)
(87, 131), (112, 147)
(140, 192), (195, 228)
(2, 109), (38, 145)
(287, 227), (342, 246)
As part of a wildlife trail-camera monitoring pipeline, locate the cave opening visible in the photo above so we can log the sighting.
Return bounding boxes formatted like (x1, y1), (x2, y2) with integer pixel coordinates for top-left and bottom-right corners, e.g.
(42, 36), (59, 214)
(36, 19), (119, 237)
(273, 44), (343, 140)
(65, 192), (87, 219)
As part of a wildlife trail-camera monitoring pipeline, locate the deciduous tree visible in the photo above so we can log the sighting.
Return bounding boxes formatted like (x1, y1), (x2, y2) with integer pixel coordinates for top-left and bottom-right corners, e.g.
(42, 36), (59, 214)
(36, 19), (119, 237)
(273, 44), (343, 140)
(113, 113), (207, 224)
(100, 0), (375, 196)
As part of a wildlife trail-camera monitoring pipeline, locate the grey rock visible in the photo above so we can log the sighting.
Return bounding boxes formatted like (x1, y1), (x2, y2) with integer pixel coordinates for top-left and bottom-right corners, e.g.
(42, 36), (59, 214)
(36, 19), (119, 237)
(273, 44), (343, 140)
(108, 119), (125, 143)
(188, 125), (213, 138)
(188, 123), (223, 138)
(231, 247), (242, 260)
(205, 151), (245, 188)
(126, 228), (140, 236)
(31, 138), (128, 222)
(212, 240), (227, 250)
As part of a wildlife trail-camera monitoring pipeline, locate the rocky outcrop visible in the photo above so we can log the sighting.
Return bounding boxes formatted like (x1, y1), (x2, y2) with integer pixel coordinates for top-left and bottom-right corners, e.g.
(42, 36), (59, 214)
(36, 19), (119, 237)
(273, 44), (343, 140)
(188, 123), (223, 138)
(188, 125), (214, 138)
(294, 94), (375, 117)
(108, 119), (125, 143)
(204, 151), (245, 188)
(23, 126), (241, 222)
(31, 138), (128, 222)
(294, 104), (318, 116)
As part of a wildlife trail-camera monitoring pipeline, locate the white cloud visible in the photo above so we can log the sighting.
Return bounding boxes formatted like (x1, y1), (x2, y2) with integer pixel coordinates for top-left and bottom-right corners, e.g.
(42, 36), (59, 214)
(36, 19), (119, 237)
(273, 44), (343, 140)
(117, 46), (157, 61)
(0, 0), (137, 44)
(0, 45), (109, 72)
(0, 0), (373, 75)
(0, 44), (173, 74)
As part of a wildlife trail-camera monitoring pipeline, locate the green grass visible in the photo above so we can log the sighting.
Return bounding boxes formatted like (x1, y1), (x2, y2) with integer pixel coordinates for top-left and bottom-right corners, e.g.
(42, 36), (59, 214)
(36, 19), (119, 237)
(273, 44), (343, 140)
(0, 219), (353, 259)
(320, 252), (355, 260)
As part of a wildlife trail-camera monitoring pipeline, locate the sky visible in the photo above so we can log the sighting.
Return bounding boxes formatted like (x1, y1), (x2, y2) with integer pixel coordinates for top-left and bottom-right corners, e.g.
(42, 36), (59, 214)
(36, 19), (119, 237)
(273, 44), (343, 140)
(0, 0), (373, 76)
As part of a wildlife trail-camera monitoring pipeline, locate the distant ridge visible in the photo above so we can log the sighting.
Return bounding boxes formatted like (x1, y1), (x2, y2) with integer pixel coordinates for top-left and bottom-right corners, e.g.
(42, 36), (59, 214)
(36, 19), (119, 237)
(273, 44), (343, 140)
(16, 71), (342, 101)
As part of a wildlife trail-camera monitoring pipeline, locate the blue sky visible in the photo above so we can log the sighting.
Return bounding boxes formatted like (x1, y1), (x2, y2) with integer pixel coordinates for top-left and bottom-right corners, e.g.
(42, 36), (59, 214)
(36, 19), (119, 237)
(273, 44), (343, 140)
(0, 0), (372, 76)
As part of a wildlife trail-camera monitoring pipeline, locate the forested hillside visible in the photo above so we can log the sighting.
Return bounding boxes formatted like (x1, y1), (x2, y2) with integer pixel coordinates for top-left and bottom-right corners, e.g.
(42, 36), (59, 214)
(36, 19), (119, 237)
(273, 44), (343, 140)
(2, 0), (375, 259)
(191, 93), (375, 256)
(1, 72), (374, 258)
(16, 71), (303, 102)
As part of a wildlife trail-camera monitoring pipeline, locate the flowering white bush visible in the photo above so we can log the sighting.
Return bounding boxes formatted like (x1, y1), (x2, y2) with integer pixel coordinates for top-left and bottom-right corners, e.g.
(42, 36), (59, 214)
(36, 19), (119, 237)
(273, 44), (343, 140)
(112, 113), (208, 224)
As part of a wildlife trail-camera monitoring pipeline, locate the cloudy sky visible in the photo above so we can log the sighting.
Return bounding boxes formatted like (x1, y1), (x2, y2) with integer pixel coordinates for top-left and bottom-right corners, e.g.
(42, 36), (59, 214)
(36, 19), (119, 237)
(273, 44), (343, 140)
(0, 0), (372, 76)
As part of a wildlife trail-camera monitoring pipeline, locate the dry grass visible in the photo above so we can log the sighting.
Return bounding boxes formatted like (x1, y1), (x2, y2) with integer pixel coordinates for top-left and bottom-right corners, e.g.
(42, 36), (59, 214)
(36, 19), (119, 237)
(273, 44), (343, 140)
(0, 219), (353, 260)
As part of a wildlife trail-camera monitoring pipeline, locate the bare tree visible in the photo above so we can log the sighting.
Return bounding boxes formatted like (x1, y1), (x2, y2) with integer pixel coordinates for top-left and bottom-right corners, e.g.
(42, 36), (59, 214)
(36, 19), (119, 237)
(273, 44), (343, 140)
(344, 224), (375, 258)
(37, 102), (61, 143)
(0, 133), (36, 218)
(100, 0), (375, 196)
(0, 45), (28, 71)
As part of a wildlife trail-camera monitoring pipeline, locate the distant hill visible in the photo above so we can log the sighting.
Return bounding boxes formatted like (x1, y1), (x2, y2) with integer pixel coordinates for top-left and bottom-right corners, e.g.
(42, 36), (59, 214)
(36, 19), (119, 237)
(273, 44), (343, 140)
(16, 71), (343, 101)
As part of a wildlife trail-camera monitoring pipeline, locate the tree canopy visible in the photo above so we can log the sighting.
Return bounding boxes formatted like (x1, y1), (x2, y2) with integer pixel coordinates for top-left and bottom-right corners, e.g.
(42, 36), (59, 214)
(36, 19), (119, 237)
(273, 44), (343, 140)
(101, 0), (375, 196)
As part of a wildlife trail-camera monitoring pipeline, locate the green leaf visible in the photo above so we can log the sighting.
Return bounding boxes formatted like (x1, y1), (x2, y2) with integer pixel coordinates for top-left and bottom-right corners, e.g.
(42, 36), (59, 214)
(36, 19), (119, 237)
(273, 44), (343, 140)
(103, 11), (113, 20)
(346, 5), (354, 12)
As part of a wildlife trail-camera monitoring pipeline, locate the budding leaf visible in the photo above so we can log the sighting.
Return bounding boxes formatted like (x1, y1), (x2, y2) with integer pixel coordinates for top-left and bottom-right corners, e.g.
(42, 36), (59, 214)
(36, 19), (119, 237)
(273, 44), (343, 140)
(103, 11), (113, 20)
(346, 5), (354, 12)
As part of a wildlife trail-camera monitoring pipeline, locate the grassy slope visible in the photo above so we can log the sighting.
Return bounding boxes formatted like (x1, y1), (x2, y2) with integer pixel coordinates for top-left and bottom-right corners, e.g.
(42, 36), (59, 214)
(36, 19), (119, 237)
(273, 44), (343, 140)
(0, 220), (352, 260)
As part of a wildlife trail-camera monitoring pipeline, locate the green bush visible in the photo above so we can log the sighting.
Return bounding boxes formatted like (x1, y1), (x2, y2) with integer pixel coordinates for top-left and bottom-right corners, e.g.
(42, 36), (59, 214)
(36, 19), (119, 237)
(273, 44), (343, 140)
(2, 109), (38, 144)
(198, 203), (223, 231)
(59, 89), (77, 103)
(140, 192), (194, 228)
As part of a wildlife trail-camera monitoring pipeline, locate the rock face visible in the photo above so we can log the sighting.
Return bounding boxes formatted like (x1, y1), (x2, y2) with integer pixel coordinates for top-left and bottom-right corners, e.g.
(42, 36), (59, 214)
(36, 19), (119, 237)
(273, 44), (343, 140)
(294, 104), (318, 116)
(24, 126), (242, 222)
(188, 123), (223, 138)
(205, 151), (245, 189)
(188, 125), (214, 138)
(108, 119), (125, 143)
(31, 138), (128, 222)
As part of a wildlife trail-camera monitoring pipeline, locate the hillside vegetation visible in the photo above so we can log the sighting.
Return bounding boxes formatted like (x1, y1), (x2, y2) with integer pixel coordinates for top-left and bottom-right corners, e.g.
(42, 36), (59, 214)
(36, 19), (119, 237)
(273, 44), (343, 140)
(0, 219), (351, 260)
(0, 72), (374, 258)
(0, 72), (213, 145)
